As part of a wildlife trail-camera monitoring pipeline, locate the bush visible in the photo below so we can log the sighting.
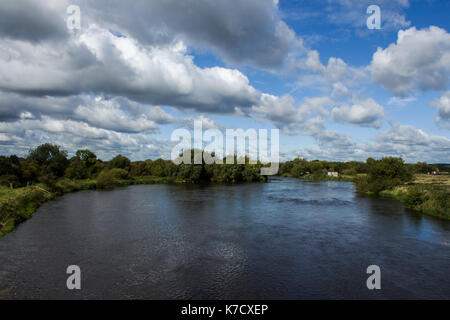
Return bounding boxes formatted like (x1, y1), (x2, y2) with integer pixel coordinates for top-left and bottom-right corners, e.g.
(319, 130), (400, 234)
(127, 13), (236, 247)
(404, 188), (427, 210)
(38, 173), (57, 191)
(342, 168), (357, 176)
(55, 178), (96, 193)
(354, 175), (370, 193)
(96, 171), (115, 189)
(109, 168), (129, 179)
(356, 157), (412, 194)
(421, 187), (450, 219)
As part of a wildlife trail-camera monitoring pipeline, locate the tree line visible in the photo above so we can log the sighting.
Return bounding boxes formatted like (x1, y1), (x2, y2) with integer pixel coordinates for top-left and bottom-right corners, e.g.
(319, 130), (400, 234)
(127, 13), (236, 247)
(279, 157), (446, 195)
(0, 144), (267, 190)
(0, 143), (447, 193)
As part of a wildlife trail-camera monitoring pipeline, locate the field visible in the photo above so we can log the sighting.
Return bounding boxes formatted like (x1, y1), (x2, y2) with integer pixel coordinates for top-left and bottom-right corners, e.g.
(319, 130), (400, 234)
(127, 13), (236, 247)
(413, 173), (450, 188)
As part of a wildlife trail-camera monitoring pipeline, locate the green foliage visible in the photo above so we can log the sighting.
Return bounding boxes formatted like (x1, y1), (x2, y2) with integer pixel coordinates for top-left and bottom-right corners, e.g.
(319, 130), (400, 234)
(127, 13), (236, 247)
(412, 162), (429, 174)
(76, 149), (97, 165)
(382, 185), (450, 220)
(65, 149), (99, 180)
(362, 157), (413, 194)
(1, 144), (267, 190)
(404, 188), (427, 210)
(96, 170), (115, 189)
(109, 168), (129, 179)
(0, 186), (54, 237)
(38, 173), (57, 191)
(19, 159), (39, 183)
(425, 188), (450, 219)
(354, 175), (370, 194)
(55, 178), (97, 193)
(129, 161), (148, 177)
(342, 168), (357, 176)
(109, 155), (131, 171)
(279, 158), (368, 179)
(27, 143), (69, 177)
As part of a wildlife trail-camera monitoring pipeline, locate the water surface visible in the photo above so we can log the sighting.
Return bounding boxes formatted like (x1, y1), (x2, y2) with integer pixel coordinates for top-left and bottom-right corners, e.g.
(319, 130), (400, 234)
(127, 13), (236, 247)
(1, 177), (449, 299)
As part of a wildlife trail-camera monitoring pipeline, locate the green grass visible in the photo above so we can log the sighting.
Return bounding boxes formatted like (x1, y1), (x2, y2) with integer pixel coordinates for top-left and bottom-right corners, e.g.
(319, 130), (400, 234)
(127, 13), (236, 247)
(380, 181), (449, 220)
(55, 178), (97, 193)
(0, 186), (55, 237)
(132, 176), (175, 184)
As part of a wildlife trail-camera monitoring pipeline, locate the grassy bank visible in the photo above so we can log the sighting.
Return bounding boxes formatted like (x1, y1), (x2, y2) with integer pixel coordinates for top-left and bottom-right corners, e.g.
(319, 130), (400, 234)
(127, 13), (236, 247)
(379, 174), (450, 220)
(0, 185), (55, 237)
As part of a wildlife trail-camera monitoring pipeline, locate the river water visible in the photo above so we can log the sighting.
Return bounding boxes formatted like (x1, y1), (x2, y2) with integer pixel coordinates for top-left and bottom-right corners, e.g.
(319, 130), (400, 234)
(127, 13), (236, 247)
(0, 177), (449, 299)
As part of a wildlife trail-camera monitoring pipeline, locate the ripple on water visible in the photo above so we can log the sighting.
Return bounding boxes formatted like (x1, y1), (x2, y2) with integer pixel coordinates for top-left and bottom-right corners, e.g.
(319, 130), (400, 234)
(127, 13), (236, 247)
(267, 195), (353, 206)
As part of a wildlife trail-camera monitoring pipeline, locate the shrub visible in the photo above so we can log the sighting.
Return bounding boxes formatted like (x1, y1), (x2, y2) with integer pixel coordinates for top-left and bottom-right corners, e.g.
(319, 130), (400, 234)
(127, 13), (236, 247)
(109, 168), (129, 179)
(404, 188), (427, 210)
(342, 168), (357, 176)
(354, 175), (370, 193)
(355, 157), (412, 194)
(96, 170), (115, 189)
(38, 173), (57, 191)
(422, 187), (450, 219)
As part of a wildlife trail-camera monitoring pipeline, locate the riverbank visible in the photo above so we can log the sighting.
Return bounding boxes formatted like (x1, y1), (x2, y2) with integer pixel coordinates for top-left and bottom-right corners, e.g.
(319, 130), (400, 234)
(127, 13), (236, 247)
(0, 185), (55, 237)
(379, 174), (449, 220)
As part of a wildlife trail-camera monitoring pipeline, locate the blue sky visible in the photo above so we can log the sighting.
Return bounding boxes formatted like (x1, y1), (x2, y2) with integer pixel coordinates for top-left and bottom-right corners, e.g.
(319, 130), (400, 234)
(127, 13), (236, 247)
(0, 0), (449, 162)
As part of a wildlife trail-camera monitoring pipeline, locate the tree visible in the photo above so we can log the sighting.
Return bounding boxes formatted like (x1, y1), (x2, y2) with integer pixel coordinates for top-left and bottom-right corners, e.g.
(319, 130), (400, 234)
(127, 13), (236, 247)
(28, 143), (69, 177)
(363, 157), (413, 194)
(76, 149), (97, 166)
(19, 159), (39, 184)
(64, 149), (99, 179)
(109, 155), (131, 171)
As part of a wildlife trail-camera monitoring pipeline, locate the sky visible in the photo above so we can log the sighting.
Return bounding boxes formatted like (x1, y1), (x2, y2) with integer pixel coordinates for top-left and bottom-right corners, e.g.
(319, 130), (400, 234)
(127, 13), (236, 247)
(0, 0), (449, 163)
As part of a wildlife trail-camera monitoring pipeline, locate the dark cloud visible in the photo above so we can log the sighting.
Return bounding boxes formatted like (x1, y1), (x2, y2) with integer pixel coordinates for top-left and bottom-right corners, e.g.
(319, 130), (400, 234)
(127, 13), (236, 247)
(0, 1), (68, 42)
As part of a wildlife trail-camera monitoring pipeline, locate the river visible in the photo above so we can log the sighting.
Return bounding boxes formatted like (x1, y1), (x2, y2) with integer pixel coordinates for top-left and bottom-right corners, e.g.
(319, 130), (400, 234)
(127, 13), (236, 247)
(0, 177), (449, 299)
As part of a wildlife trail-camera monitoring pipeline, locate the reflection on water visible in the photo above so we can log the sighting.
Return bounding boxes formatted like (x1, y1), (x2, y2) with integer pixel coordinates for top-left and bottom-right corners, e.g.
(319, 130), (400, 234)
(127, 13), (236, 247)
(0, 177), (449, 299)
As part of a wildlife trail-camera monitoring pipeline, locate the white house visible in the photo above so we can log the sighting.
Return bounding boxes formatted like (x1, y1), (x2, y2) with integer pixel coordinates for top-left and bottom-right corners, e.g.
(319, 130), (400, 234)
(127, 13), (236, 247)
(327, 172), (339, 177)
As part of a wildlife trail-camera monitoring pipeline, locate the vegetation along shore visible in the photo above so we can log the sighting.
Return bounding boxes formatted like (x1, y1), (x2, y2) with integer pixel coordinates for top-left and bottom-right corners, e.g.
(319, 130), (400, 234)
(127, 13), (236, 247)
(0, 144), (267, 236)
(279, 157), (449, 220)
(1, 143), (449, 236)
